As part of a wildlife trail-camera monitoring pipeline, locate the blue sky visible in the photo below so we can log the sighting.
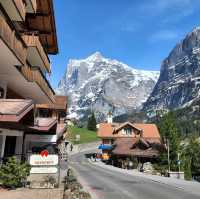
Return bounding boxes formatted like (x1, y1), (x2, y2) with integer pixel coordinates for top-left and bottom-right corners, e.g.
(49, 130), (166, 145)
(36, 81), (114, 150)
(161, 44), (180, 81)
(49, 0), (200, 88)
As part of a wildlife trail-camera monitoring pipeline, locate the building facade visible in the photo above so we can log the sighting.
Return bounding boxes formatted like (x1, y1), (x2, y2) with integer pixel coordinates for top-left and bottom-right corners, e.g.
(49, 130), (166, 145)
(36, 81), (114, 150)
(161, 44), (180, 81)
(98, 119), (165, 166)
(0, 0), (67, 163)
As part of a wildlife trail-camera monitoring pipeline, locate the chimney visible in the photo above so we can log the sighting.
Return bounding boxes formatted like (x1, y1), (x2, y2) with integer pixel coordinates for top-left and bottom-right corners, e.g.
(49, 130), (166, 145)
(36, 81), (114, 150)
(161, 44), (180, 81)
(107, 111), (113, 124)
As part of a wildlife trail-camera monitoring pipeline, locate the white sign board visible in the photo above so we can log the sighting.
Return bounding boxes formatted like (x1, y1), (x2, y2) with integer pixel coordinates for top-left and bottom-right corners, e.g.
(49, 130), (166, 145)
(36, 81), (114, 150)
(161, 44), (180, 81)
(76, 134), (80, 141)
(30, 167), (58, 174)
(30, 155), (58, 166)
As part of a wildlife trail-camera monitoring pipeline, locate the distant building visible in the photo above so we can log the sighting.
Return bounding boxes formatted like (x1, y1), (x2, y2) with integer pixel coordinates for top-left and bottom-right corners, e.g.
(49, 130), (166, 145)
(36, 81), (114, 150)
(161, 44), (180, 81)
(98, 115), (164, 164)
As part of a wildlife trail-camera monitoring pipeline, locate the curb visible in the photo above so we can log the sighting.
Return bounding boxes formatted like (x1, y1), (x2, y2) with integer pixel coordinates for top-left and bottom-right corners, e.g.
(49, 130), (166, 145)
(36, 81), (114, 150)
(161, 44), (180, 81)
(88, 160), (192, 192)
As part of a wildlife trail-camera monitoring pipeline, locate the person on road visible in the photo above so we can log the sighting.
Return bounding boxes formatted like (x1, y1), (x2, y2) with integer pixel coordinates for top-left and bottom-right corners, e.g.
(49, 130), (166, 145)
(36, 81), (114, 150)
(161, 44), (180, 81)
(70, 144), (73, 151)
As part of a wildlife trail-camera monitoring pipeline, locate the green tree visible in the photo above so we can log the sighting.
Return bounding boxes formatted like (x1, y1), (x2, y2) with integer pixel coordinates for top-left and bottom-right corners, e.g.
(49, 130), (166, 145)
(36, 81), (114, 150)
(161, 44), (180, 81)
(183, 156), (192, 180)
(158, 111), (180, 171)
(87, 112), (97, 131)
(0, 157), (30, 188)
(184, 138), (200, 177)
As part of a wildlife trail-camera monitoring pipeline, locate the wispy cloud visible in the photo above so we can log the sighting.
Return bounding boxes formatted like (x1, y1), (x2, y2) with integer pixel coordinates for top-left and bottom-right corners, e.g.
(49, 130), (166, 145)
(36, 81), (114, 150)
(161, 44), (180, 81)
(139, 0), (200, 22)
(149, 30), (181, 43)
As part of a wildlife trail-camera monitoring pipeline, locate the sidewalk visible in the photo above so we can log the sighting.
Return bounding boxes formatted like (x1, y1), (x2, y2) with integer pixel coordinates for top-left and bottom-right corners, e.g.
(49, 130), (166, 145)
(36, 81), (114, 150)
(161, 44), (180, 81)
(0, 188), (64, 199)
(90, 160), (200, 196)
(68, 141), (100, 155)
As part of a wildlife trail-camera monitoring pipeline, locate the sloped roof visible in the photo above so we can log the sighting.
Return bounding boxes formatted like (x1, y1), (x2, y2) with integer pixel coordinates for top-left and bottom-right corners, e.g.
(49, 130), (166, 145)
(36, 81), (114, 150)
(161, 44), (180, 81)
(112, 137), (161, 157)
(0, 99), (34, 122)
(134, 123), (160, 138)
(114, 122), (142, 132)
(98, 122), (161, 139)
(98, 123), (114, 137)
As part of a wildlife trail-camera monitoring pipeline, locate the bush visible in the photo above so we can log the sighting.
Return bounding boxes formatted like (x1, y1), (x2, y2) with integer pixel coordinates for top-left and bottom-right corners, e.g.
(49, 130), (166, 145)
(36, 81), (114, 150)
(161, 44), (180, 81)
(0, 156), (30, 188)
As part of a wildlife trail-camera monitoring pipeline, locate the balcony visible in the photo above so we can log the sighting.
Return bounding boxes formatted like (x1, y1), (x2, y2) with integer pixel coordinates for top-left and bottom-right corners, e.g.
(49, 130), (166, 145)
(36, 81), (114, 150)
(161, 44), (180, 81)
(21, 65), (55, 103)
(0, 14), (26, 64)
(25, 0), (37, 13)
(0, 0), (26, 21)
(22, 34), (51, 73)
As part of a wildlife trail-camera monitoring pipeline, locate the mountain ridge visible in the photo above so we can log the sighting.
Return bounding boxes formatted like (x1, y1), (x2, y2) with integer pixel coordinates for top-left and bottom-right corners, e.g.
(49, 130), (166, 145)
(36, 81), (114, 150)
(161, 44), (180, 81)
(56, 52), (159, 122)
(143, 27), (200, 113)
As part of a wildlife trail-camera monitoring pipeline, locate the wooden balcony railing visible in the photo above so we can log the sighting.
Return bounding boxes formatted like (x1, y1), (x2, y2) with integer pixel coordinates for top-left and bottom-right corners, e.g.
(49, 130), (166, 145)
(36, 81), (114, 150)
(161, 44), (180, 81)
(0, 14), (26, 64)
(21, 65), (55, 103)
(26, 0), (37, 13)
(13, 0), (26, 21)
(22, 34), (51, 73)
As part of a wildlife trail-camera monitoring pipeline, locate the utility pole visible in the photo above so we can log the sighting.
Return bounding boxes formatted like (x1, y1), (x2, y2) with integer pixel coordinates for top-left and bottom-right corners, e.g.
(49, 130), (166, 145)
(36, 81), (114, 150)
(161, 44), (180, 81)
(178, 152), (181, 172)
(167, 139), (170, 173)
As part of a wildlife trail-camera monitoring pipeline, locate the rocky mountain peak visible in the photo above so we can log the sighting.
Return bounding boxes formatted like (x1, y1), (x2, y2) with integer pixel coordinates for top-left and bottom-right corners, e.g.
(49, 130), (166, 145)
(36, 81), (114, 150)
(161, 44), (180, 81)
(143, 27), (200, 113)
(86, 51), (104, 62)
(57, 53), (159, 122)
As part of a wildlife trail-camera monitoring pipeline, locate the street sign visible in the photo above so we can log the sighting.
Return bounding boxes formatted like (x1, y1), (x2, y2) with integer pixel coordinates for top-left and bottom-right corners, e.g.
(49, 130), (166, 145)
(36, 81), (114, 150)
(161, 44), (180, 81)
(30, 167), (58, 174)
(76, 134), (80, 141)
(40, 150), (49, 157)
(177, 160), (181, 165)
(30, 154), (59, 166)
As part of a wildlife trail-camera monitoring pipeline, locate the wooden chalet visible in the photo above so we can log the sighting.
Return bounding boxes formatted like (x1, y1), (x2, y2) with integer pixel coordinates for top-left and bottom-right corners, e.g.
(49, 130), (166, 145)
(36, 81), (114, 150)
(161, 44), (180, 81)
(98, 119), (165, 165)
(0, 0), (67, 162)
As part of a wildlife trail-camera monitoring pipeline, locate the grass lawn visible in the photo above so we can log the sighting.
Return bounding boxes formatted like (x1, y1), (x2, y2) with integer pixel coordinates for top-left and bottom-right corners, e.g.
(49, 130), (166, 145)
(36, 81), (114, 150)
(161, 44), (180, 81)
(68, 126), (100, 144)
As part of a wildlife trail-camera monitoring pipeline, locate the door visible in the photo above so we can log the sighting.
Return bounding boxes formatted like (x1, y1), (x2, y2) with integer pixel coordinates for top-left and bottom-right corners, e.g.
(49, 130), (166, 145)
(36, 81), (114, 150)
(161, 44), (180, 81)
(4, 136), (16, 158)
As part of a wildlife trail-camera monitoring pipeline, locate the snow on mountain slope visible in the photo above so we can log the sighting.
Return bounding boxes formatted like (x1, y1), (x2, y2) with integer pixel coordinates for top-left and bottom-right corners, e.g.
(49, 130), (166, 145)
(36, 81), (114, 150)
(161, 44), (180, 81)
(56, 52), (159, 122)
(143, 27), (200, 113)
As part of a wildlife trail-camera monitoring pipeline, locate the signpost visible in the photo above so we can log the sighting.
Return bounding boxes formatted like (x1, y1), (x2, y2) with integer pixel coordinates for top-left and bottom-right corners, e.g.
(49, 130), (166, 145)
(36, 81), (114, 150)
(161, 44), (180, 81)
(29, 151), (59, 174)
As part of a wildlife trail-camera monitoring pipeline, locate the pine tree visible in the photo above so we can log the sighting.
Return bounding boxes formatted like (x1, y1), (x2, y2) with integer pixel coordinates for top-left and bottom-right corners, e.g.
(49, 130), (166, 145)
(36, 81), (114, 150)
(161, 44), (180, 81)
(185, 138), (200, 177)
(87, 112), (97, 131)
(158, 111), (180, 171)
(0, 157), (30, 188)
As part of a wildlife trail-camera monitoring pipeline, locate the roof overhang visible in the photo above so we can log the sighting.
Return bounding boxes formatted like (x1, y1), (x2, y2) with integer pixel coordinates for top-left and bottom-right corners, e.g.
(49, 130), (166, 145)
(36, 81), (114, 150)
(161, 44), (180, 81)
(36, 96), (67, 111)
(0, 99), (34, 122)
(114, 122), (142, 132)
(29, 117), (57, 132)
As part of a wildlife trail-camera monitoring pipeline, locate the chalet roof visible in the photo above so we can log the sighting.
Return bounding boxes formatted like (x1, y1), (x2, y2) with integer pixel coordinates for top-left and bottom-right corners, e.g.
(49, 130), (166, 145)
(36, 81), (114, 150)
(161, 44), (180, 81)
(97, 122), (161, 139)
(36, 95), (67, 111)
(114, 122), (142, 132)
(112, 137), (162, 157)
(26, 0), (58, 54)
(0, 99), (34, 122)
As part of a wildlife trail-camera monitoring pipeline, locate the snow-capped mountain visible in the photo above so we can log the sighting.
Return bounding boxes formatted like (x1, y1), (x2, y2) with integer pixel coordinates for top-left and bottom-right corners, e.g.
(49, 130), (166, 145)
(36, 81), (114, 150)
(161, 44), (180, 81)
(143, 27), (200, 113)
(56, 52), (159, 122)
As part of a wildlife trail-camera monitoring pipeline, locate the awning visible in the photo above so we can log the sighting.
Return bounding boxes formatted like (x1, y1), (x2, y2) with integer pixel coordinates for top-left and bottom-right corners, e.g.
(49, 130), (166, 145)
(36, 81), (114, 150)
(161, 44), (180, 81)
(0, 99), (34, 122)
(29, 117), (57, 132)
(98, 144), (113, 150)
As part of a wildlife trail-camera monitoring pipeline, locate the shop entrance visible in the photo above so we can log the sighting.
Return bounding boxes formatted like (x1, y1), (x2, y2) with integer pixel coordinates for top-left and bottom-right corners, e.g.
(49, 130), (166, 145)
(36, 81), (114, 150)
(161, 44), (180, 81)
(4, 136), (16, 158)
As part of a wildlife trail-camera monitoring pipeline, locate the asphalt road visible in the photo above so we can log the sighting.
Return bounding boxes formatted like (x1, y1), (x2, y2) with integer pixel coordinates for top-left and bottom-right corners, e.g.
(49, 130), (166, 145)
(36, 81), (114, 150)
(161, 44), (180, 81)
(70, 152), (200, 199)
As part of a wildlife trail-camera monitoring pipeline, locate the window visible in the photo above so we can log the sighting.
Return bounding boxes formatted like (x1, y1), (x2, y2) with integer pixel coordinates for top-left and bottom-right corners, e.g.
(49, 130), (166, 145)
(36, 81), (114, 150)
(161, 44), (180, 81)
(124, 127), (132, 136)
